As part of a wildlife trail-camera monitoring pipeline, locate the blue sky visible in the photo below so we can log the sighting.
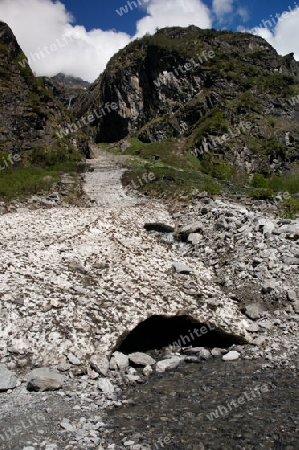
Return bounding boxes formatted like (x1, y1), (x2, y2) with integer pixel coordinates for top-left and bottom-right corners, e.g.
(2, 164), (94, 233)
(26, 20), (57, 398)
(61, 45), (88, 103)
(62, 0), (296, 35)
(1, 0), (299, 81)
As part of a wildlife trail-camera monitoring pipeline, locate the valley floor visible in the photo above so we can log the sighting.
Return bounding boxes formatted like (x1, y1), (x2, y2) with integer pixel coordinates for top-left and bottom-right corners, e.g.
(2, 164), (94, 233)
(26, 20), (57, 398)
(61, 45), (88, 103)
(0, 149), (298, 449)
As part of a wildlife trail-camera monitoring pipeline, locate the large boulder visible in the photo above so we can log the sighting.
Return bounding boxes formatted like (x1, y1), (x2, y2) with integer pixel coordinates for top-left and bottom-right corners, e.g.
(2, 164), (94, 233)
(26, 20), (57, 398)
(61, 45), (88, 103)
(27, 368), (64, 392)
(0, 365), (17, 391)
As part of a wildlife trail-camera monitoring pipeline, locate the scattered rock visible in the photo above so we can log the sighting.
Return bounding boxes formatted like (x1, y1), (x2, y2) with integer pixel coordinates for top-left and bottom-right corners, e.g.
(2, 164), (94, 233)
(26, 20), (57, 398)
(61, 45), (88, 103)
(211, 348), (223, 357)
(245, 303), (266, 320)
(128, 352), (156, 367)
(262, 280), (276, 294)
(110, 351), (129, 370)
(222, 351), (240, 361)
(98, 378), (115, 395)
(143, 365), (153, 376)
(282, 256), (299, 265)
(90, 355), (110, 376)
(156, 357), (184, 373)
(172, 262), (192, 274)
(287, 290), (297, 302)
(188, 233), (202, 245)
(60, 418), (76, 432)
(67, 353), (82, 365)
(247, 323), (260, 333)
(198, 348), (212, 360)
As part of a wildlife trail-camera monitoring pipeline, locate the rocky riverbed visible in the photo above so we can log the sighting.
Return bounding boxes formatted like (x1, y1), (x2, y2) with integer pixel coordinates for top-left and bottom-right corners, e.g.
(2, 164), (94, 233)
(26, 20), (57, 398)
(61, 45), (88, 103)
(0, 149), (298, 449)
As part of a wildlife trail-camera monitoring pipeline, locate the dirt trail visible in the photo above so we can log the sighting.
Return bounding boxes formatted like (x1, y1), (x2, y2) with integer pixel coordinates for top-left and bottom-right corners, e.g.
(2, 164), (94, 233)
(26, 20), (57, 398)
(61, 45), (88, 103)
(83, 145), (138, 208)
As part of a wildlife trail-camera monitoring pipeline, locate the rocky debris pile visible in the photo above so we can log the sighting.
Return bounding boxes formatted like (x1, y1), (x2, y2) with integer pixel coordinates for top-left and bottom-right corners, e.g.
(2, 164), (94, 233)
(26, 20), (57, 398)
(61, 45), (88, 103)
(156, 196), (299, 362)
(0, 201), (249, 372)
(172, 197), (299, 304)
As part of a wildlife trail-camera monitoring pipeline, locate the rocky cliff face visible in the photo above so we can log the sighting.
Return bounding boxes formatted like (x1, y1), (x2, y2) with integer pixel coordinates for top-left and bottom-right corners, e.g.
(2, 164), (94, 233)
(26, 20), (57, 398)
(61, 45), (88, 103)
(44, 73), (90, 109)
(0, 22), (89, 164)
(76, 26), (299, 175)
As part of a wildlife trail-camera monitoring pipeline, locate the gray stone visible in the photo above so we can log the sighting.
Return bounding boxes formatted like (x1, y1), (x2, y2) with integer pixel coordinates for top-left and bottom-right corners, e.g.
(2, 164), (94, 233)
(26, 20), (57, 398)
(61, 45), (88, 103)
(258, 320), (272, 330)
(111, 351), (129, 370)
(211, 348), (223, 357)
(125, 374), (140, 383)
(282, 256), (299, 265)
(198, 348), (212, 360)
(183, 347), (203, 355)
(27, 368), (64, 392)
(184, 356), (200, 363)
(245, 302), (266, 320)
(60, 418), (76, 432)
(143, 365), (153, 376)
(67, 353), (82, 365)
(57, 362), (70, 372)
(222, 351), (240, 361)
(90, 355), (110, 376)
(109, 356), (118, 370)
(177, 221), (204, 239)
(285, 224), (299, 240)
(155, 356), (183, 373)
(0, 364), (17, 391)
(128, 352), (156, 366)
(256, 218), (275, 235)
(188, 233), (202, 245)
(262, 279), (276, 294)
(287, 290), (297, 302)
(247, 323), (260, 333)
(172, 262), (192, 274)
(98, 378), (115, 395)
(293, 301), (299, 314)
(253, 336), (266, 346)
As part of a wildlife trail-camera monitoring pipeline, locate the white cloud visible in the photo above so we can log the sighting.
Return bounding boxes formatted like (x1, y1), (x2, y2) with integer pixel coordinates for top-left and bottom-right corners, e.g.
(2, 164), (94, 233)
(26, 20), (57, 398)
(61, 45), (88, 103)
(2, 0), (298, 84)
(212, 0), (234, 22)
(0, 0), (131, 82)
(237, 7), (249, 22)
(246, 6), (299, 60)
(135, 0), (212, 37)
(0, 0), (212, 82)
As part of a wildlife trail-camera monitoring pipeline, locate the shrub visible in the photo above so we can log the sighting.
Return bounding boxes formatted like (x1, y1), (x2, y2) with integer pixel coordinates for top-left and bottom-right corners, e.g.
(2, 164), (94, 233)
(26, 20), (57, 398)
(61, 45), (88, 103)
(250, 188), (273, 200)
(280, 197), (299, 219)
(251, 173), (268, 188)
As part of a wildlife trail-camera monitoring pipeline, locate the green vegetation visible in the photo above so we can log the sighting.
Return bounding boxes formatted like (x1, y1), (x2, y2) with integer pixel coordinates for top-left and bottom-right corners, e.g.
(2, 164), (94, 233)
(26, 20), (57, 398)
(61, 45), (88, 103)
(103, 138), (222, 198)
(29, 145), (81, 167)
(0, 162), (79, 200)
(0, 142), (82, 200)
(251, 173), (268, 188)
(280, 196), (299, 219)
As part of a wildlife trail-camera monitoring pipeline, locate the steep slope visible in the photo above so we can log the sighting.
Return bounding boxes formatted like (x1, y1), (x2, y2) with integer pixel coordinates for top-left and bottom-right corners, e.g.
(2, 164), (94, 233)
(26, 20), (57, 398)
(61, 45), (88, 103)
(75, 26), (299, 176)
(0, 21), (88, 168)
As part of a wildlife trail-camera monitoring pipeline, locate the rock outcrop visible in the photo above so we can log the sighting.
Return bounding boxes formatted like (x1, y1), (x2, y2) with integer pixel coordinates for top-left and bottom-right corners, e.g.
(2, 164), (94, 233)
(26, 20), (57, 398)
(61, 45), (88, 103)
(0, 22), (88, 163)
(75, 26), (299, 175)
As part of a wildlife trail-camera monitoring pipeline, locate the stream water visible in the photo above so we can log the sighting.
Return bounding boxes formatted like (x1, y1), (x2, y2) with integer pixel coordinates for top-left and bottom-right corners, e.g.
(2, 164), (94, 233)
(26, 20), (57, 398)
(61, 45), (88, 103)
(104, 358), (299, 450)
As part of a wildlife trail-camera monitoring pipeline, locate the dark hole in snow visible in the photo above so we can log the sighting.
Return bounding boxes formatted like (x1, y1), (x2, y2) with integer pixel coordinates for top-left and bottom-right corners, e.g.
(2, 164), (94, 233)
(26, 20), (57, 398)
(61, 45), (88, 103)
(114, 315), (247, 354)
